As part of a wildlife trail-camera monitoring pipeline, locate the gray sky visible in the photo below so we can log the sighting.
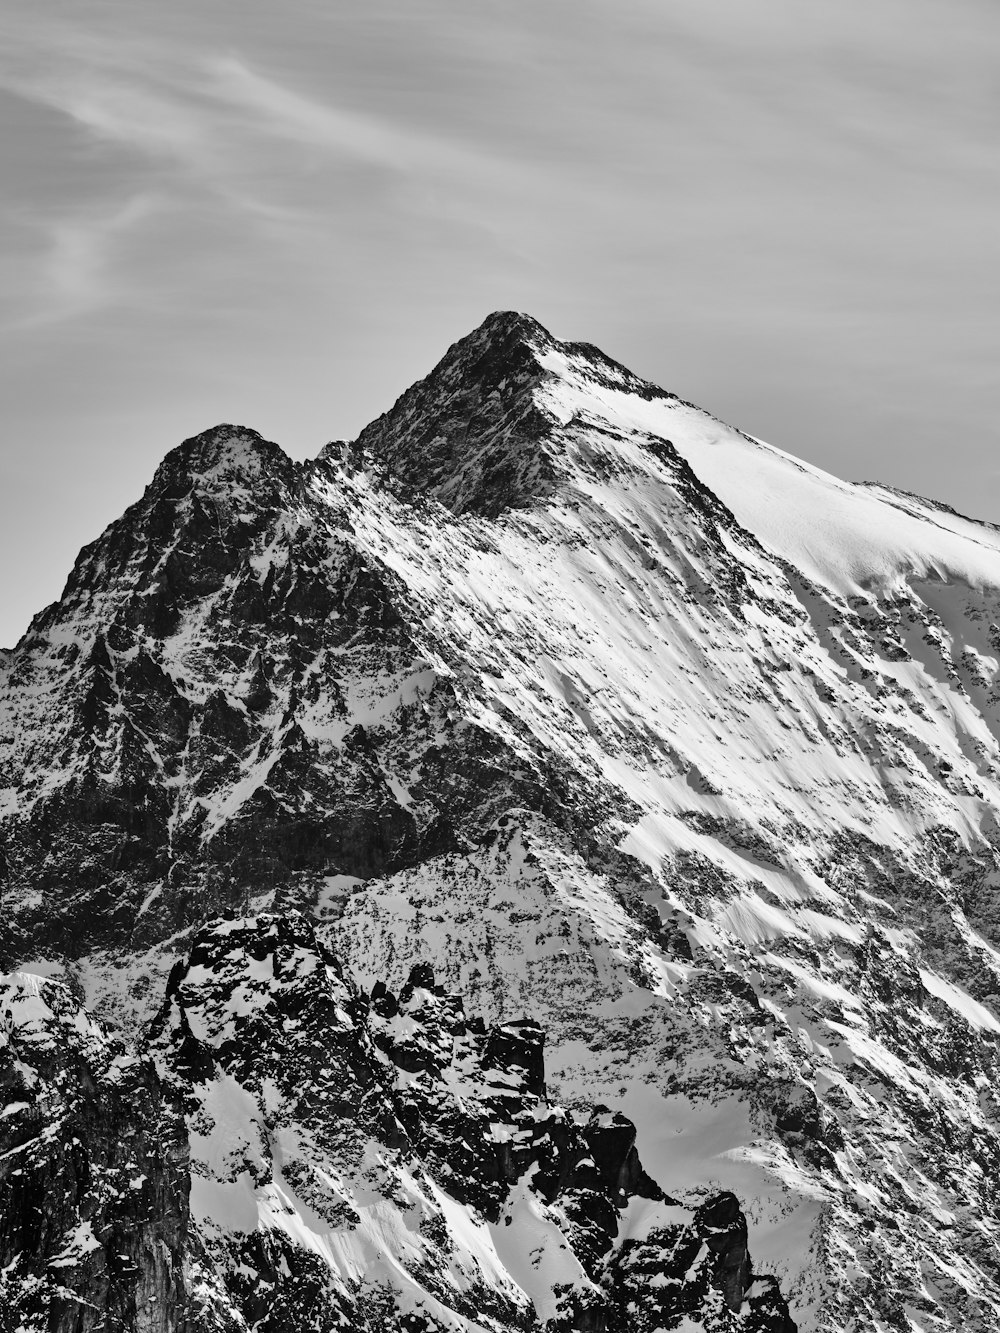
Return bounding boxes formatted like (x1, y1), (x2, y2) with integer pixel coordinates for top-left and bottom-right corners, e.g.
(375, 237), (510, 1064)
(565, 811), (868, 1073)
(2, 0), (998, 647)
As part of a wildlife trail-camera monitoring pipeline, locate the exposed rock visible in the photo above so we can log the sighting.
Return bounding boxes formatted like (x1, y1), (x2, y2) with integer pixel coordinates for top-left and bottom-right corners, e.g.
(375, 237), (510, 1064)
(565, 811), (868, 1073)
(0, 973), (189, 1333)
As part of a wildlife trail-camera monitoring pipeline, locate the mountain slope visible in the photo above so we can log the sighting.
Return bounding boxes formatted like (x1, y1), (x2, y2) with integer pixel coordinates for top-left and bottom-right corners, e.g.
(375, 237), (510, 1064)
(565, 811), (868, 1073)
(3, 312), (1000, 1329)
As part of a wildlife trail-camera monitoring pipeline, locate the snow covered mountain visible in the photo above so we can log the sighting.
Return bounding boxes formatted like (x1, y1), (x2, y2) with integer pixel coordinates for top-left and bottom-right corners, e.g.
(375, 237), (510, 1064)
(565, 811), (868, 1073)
(4, 311), (1000, 1329)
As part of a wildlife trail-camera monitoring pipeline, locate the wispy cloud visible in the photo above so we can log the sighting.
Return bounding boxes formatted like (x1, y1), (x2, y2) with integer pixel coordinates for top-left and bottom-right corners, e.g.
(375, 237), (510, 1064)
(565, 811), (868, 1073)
(30, 192), (161, 327)
(0, 16), (207, 167)
(0, 11), (510, 329)
(0, 16), (207, 324)
(206, 56), (414, 168)
(203, 54), (491, 179)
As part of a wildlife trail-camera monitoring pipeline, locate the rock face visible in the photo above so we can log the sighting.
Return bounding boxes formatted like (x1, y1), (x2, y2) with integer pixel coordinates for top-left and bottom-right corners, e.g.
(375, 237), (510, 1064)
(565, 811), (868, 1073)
(5, 311), (1000, 1327)
(0, 973), (189, 1332)
(1, 914), (796, 1331)
(0, 425), (450, 966)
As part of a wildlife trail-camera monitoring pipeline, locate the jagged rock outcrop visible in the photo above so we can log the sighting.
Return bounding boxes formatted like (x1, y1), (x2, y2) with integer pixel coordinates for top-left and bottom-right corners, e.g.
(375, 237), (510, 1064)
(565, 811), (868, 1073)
(1, 915), (795, 1331)
(4, 312), (1000, 1326)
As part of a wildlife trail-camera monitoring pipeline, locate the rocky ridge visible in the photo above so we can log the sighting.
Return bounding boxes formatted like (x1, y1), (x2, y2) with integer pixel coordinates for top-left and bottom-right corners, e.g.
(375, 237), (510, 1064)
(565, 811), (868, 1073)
(3, 312), (1000, 1327)
(1, 914), (794, 1331)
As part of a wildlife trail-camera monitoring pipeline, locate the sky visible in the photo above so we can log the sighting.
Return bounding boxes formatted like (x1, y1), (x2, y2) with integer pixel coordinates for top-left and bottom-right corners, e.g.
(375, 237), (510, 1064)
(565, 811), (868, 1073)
(1, 0), (998, 647)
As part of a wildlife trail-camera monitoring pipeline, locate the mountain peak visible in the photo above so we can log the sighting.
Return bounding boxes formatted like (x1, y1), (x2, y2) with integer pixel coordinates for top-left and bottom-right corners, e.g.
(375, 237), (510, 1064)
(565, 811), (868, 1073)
(152, 423), (295, 497)
(340, 312), (560, 518)
(459, 308), (555, 356)
(419, 308), (558, 400)
(325, 311), (678, 519)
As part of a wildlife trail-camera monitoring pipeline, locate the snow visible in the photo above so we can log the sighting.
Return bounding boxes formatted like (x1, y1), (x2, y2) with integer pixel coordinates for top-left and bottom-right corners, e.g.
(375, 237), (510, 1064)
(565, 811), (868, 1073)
(47, 1220), (102, 1268)
(919, 969), (1000, 1033)
(190, 1174), (261, 1233)
(616, 1194), (692, 1242)
(187, 1074), (271, 1196)
(488, 1182), (595, 1324)
(537, 345), (1000, 599)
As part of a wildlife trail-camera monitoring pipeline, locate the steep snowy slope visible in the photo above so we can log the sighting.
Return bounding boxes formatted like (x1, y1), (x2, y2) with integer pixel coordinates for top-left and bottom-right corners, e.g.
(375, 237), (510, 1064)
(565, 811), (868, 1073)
(3, 312), (1000, 1329)
(534, 336), (1000, 598)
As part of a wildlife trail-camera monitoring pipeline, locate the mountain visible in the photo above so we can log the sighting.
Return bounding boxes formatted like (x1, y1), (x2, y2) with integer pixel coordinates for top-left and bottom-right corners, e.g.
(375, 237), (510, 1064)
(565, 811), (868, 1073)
(4, 311), (1000, 1329)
